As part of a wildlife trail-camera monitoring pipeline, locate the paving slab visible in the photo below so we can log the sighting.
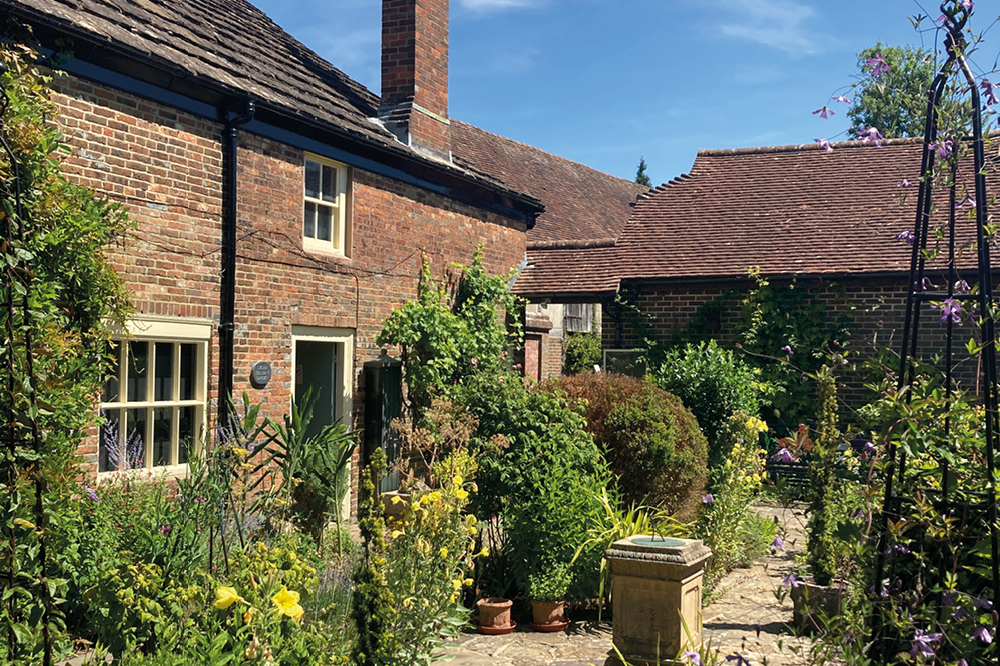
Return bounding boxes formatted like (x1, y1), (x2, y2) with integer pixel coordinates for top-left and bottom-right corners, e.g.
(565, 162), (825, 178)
(447, 503), (814, 666)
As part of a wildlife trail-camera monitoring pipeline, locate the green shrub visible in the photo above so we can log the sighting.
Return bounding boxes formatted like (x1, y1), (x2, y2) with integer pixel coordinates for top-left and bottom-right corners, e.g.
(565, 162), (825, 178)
(563, 332), (602, 375)
(651, 340), (771, 469)
(552, 373), (708, 520)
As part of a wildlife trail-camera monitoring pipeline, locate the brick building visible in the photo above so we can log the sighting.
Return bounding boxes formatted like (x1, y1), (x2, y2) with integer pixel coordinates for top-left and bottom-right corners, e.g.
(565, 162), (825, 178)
(516, 137), (995, 405)
(0, 0), (584, 509)
(450, 121), (647, 379)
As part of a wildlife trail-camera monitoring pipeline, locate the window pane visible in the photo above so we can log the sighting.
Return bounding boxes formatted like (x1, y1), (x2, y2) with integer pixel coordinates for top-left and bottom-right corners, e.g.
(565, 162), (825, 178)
(304, 159), (320, 199)
(304, 201), (316, 238)
(179, 344), (196, 400)
(178, 406), (194, 465)
(154, 342), (173, 401)
(127, 342), (148, 402)
(99, 408), (121, 472)
(153, 407), (172, 466)
(317, 204), (332, 241)
(102, 343), (120, 403)
(321, 164), (337, 203)
(126, 408), (148, 469)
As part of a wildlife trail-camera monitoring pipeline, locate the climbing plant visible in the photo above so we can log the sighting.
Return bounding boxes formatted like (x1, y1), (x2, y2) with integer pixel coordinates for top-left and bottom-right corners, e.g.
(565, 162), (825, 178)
(0, 42), (132, 664)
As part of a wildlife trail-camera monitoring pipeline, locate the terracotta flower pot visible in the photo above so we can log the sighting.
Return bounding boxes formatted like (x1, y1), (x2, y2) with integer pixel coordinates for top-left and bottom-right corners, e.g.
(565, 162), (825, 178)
(477, 597), (513, 630)
(530, 599), (566, 626)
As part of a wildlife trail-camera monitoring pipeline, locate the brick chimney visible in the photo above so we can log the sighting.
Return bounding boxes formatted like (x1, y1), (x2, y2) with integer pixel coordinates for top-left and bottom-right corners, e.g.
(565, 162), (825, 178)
(379, 0), (451, 162)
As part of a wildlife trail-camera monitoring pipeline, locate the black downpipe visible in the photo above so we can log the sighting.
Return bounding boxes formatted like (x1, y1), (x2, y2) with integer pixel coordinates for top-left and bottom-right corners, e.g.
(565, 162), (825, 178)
(218, 99), (255, 432)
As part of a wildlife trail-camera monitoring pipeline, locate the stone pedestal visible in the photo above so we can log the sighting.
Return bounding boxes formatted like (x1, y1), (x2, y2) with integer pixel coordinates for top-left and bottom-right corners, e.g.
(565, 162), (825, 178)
(606, 536), (712, 664)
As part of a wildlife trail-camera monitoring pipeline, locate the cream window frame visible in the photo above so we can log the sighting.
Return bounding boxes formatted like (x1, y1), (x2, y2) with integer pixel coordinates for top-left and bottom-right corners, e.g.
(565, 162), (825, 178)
(98, 318), (211, 478)
(302, 154), (351, 257)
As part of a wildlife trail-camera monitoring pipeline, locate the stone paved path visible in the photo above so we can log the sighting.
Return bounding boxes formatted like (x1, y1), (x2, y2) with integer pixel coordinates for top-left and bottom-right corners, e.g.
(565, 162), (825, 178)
(447, 503), (813, 666)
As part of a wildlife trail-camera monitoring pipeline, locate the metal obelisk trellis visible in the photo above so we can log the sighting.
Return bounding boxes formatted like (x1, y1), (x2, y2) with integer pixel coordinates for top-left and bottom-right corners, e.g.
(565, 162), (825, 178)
(0, 61), (53, 666)
(872, 2), (1000, 661)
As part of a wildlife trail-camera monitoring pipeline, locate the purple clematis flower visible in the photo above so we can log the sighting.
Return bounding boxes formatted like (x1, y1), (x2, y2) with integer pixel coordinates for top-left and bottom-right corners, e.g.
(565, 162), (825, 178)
(928, 139), (954, 158)
(772, 448), (795, 463)
(861, 441), (876, 458)
(781, 345), (793, 354)
(956, 195), (976, 209)
(909, 629), (942, 659)
(858, 127), (884, 147)
(961, 0), (974, 9)
(957, 279), (971, 293)
(813, 106), (834, 119)
(683, 650), (703, 666)
(895, 230), (915, 244)
(885, 543), (910, 555)
(851, 508), (866, 520)
(866, 52), (890, 76)
(84, 486), (100, 502)
(832, 95), (852, 104)
(782, 574), (801, 589)
(897, 178), (914, 188)
(931, 298), (963, 325)
(702, 493), (715, 505)
(771, 536), (785, 552)
(974, 596), (993, 610)
(958, 660), (969, 666)
(941, 591), (958, 607)
(973, 625), (994, 645)
(814, 138), (833, 153)
(953, 607), (972, 620)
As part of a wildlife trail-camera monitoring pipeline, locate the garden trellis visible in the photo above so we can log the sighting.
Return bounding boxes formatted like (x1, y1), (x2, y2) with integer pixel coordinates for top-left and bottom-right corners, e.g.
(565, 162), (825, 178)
(0, 60), (55, 666)
(872, 2), (1000, 661)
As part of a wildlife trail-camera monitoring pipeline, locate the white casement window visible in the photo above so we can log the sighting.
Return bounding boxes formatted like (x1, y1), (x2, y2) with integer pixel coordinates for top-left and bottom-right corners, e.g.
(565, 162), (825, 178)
(303, 154), (351, 256)
(98, 319), (210, 474)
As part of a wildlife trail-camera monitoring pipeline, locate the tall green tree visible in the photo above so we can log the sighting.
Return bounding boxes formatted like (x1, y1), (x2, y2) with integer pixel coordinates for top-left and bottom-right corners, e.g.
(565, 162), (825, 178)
(848, 43), (958, 139)
(634, 157), (652, 188)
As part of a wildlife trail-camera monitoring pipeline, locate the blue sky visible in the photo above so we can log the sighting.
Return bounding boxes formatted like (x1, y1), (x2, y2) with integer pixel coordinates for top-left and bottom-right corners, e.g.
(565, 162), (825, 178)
(249, 0), (999, 186)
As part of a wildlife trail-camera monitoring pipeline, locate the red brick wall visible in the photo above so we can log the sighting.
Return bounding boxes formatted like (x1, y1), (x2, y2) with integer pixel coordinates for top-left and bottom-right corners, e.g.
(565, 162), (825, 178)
(51, 76), (527, 513)
(604, 277), (979, 416)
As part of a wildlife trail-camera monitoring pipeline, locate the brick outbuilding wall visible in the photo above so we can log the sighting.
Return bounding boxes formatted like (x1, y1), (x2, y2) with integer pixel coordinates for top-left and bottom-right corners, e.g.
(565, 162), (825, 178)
(52, 76), (527, 513)
(604, 276), (981, 425)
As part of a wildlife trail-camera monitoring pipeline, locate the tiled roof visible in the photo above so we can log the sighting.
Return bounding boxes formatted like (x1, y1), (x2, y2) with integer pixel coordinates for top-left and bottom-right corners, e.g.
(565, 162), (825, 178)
(1, 0), (540, 207)
(617, 138), (988, 281)
(516, 136), (994, 297)
(451, 120), (646, 245)
(6, 0), (396, 148)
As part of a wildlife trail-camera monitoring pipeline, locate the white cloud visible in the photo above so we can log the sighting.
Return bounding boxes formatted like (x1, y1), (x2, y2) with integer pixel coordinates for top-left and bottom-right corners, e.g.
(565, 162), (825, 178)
(717, 0), (836, 56)
(458, 0), (538, 10)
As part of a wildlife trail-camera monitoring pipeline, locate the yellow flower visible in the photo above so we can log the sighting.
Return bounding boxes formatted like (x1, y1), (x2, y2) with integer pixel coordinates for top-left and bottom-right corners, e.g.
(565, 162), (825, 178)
(479, 547), (489, 557)
(13, 519), (35, 530)
(271, 587), (304, 621)
(452, 579), (463, 591)
(453, 475), (463, 486)
(243, 608), (255, 624)
(391, 530), (404, 539)
(232, 448), (250, 457)
(214, 586), (242, 610)
(469, 526), (477, 535)
(746, 417), (768, 433)
(468, 515), (477, 526)
(439, 547), (449, 558)
(455, 488), (469, 500)
(463, 578), (473, 587)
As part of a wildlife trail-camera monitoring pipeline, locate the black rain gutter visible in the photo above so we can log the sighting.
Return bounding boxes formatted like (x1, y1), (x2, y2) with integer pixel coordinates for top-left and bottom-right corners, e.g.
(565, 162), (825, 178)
(217, 99), (255, 430)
